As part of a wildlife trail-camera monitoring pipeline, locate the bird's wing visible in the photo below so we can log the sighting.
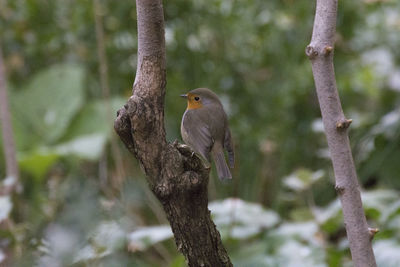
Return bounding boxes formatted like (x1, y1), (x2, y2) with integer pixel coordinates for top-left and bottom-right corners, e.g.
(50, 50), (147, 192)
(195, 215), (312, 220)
(224, 127), (235, 168)
(182, 111), (213, 162)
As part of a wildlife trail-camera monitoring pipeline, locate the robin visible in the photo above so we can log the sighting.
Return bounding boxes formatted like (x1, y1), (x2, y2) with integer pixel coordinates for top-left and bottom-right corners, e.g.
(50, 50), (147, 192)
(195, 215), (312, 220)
(180, 88), (234, 180)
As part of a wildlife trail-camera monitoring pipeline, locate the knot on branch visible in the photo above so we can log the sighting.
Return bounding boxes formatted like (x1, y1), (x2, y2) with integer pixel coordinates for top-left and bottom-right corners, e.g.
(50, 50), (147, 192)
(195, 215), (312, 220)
(162, 143), (184, 173)
(306, 45), (334, 59)
(174, 141), (210, 189)
(178, 171), (203, 191)
(306, 45), (318, 59)
(152, 144), (184, 199)
(335, 184), (345, 195)
(336, 118), (353, 130)
(154, 142), (209, 199)
(175, 142), (203, 170)
(154, 181), (173, 199)
(126, 96), (137, 114)
(323, 46), (333, 56)
(114, 106), (136, 155)
(368, 227), (379, 241)
(126, 95), (165, 142)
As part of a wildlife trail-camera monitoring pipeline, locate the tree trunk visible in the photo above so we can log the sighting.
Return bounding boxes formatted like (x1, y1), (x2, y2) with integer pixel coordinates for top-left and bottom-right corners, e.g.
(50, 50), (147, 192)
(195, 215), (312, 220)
(306, 0), (377, 266)
(114, 1), (232, 266)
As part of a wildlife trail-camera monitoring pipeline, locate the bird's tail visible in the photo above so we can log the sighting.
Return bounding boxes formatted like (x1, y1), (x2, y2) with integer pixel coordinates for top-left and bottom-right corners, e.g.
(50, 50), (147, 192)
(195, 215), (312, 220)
(212, 146), (232, 181)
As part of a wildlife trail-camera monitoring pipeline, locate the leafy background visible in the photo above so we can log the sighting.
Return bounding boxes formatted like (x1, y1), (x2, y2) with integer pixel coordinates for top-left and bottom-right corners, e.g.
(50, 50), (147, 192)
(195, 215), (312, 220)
(0, 0), (400, 266)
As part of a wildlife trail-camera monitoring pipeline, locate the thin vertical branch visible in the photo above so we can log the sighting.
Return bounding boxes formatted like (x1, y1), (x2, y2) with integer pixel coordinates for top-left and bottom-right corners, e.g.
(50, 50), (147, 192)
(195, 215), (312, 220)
(306, 0), (377, 266)
(93, 0), (126, 189)
(93, 0), (111, 100)
(0, 42), (19, 195)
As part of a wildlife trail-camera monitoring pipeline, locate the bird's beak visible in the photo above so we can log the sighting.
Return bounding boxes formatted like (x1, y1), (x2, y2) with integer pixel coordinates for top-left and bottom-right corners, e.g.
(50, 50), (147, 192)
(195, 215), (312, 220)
(180, 94), (187, 98)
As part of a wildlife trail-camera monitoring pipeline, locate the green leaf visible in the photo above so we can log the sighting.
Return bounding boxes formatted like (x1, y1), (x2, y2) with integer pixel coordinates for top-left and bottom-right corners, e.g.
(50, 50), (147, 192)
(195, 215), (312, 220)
(209, 198), (280, 239)
(61, 97), (125, 141)
(11, 64), (85, 148)
(18, 150), (60, 181)
(314, 199), (342, 233)
(231, 241), (271, 267)
(169, 255), (185, 267)
(127, 225), (173, 251)
(380, 200), (400, 227)
(283, 169), (325, 192)
(50, 97), (125, 160)
(272, 221), (320, 243)
(290, 207), (315, 221)
(54, 133), (107, 160)
(362, 189), (399, 220)
(74, 221), (126, 264)
(273, 239), (327, 267)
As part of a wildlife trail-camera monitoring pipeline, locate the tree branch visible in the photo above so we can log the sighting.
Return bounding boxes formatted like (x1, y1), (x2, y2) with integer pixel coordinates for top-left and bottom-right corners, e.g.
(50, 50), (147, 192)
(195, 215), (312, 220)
(93, 0), (126, 190)
(114, 1), (232, 266)
(307, 1), (377, 266)
(0, 42), (19, 195)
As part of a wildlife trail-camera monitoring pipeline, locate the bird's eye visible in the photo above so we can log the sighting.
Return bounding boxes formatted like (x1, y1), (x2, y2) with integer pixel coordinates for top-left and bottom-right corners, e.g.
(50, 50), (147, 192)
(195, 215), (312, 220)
(194, 96), (200, 101)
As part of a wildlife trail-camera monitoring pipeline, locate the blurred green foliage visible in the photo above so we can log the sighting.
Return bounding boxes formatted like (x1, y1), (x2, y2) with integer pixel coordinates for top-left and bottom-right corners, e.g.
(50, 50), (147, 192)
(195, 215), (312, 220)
(0, 0), (400, 266)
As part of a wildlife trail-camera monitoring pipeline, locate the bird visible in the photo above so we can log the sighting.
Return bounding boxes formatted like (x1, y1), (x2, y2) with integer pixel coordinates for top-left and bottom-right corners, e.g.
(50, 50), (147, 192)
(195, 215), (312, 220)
(180, 88), (234, 180)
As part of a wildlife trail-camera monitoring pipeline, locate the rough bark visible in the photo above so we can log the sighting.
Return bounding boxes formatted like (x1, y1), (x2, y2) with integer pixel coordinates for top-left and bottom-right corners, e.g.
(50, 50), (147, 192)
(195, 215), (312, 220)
(114, 1), (232, 266)
(306, 1), (377, 266)
(0, 43), (19, 195)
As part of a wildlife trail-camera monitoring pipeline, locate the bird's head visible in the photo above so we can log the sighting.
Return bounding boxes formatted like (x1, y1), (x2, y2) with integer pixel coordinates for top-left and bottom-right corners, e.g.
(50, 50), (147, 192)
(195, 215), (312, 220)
(180, 88), (221, 110)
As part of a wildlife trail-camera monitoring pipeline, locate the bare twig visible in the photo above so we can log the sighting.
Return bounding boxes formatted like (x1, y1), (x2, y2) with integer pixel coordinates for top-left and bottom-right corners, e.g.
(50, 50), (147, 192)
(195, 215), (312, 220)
(0, 42), (19, 195)
(307, 0), (377, 266)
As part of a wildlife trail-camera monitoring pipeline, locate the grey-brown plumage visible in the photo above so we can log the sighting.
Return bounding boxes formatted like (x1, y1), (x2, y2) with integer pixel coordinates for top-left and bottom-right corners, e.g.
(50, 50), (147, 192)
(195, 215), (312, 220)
(181, 88), (234, 180)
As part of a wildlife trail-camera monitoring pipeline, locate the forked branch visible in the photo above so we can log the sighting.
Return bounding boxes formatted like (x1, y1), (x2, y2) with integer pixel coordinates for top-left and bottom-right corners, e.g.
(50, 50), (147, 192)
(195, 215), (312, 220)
(113, 1), (231, 266)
